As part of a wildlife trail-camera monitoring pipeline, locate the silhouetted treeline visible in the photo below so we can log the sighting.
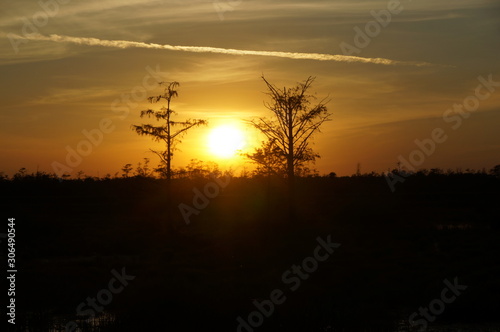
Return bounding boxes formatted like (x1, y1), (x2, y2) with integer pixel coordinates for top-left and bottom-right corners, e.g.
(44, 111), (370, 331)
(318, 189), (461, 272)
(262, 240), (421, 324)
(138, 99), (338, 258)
(2, 162), (499, 182)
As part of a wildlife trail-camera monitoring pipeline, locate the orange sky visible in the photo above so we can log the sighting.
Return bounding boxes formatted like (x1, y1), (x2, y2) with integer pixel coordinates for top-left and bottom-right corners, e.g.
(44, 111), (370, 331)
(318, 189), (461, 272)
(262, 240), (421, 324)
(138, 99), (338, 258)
(1, 0), (499, 177)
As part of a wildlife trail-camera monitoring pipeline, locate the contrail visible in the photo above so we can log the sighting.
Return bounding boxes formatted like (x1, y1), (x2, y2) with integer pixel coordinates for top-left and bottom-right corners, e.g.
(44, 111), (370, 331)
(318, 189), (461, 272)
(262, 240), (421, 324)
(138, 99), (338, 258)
(15, 33), (435, 67)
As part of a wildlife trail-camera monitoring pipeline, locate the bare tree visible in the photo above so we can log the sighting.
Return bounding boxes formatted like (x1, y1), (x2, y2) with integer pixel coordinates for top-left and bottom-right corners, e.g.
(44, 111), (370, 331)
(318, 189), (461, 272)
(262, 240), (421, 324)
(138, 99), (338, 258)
(132, 81), (207, 180)
(248, 76), (331, 220)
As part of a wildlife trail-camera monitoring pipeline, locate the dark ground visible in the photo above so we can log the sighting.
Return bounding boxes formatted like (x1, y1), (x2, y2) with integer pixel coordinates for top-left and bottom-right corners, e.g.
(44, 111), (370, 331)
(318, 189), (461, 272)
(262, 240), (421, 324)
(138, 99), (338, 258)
(1, 173), (500, 331)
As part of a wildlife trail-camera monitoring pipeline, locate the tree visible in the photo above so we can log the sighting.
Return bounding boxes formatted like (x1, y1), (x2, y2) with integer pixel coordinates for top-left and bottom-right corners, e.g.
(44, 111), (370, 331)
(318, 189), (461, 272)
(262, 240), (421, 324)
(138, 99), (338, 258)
(134, 158), (152, 178)
(244, 140), (287, 223)
(13, 167), (27, 180)
(490, 164), (500, 178)
(248, 76), (331, 221)
(121, 163), (133, 178)
(132, 81), (207, 181)
(245, 140), (286, 177)
(132, 81), (207, 233)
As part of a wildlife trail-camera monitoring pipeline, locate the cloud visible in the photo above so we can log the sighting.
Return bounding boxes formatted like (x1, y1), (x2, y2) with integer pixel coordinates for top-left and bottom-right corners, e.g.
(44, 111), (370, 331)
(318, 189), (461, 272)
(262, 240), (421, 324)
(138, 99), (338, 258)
(12, 33), (437, 67)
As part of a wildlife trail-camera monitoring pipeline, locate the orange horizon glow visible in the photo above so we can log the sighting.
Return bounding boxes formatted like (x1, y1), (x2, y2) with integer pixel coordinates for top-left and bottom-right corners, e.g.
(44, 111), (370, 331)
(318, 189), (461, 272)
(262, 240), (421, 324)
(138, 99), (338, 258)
(0, 1), (499, 177)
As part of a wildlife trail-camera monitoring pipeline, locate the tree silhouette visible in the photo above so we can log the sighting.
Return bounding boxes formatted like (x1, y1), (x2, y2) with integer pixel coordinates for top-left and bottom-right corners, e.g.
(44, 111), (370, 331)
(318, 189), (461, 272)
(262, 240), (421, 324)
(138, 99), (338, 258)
(245, 140), (287, 177)
(248, 76), (331, 221)
(132, 81), (207, 233)
(490, 164), (500, 178)
(121, 163), (133, 178)
(132, 81), (207, 181)
(244, 140), (287, 223)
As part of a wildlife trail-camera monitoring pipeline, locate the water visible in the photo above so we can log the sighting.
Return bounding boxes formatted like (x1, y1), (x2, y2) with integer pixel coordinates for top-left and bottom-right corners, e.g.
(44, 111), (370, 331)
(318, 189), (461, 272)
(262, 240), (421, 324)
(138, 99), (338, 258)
(19, 312), (116, 332)
(17, 312), (500, 331)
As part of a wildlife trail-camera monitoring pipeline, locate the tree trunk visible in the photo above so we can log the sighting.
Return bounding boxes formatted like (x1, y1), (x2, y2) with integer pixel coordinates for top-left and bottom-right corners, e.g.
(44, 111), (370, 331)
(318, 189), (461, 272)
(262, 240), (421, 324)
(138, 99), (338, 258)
(165, 108), (173, 234)
(287, 107), (296, 223)
(165, 130), (173, 234)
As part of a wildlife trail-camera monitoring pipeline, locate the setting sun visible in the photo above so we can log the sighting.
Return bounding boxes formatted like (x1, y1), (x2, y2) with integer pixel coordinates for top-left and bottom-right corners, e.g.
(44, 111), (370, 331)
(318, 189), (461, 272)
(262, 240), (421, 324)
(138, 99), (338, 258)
(207, 125), (246, 158)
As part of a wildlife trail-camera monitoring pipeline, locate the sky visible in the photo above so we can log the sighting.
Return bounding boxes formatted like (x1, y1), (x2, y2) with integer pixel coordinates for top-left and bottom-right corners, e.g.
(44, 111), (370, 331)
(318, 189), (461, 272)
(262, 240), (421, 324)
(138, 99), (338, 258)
(0, 0), (499, 177)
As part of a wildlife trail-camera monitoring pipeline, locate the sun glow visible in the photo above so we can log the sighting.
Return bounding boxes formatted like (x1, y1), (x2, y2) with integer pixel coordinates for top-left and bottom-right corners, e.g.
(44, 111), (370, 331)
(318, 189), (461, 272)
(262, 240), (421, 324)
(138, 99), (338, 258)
(207, 125), (246, 158)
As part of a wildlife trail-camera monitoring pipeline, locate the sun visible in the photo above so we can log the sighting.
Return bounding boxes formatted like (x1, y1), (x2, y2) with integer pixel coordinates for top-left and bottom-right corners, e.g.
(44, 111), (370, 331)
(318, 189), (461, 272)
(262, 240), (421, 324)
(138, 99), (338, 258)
(207, 125), (246, 158)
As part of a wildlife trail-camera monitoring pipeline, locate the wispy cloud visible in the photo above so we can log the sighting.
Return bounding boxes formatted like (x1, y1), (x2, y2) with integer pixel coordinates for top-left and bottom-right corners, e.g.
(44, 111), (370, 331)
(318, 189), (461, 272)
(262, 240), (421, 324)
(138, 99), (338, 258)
(13, 33), (437, 67)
